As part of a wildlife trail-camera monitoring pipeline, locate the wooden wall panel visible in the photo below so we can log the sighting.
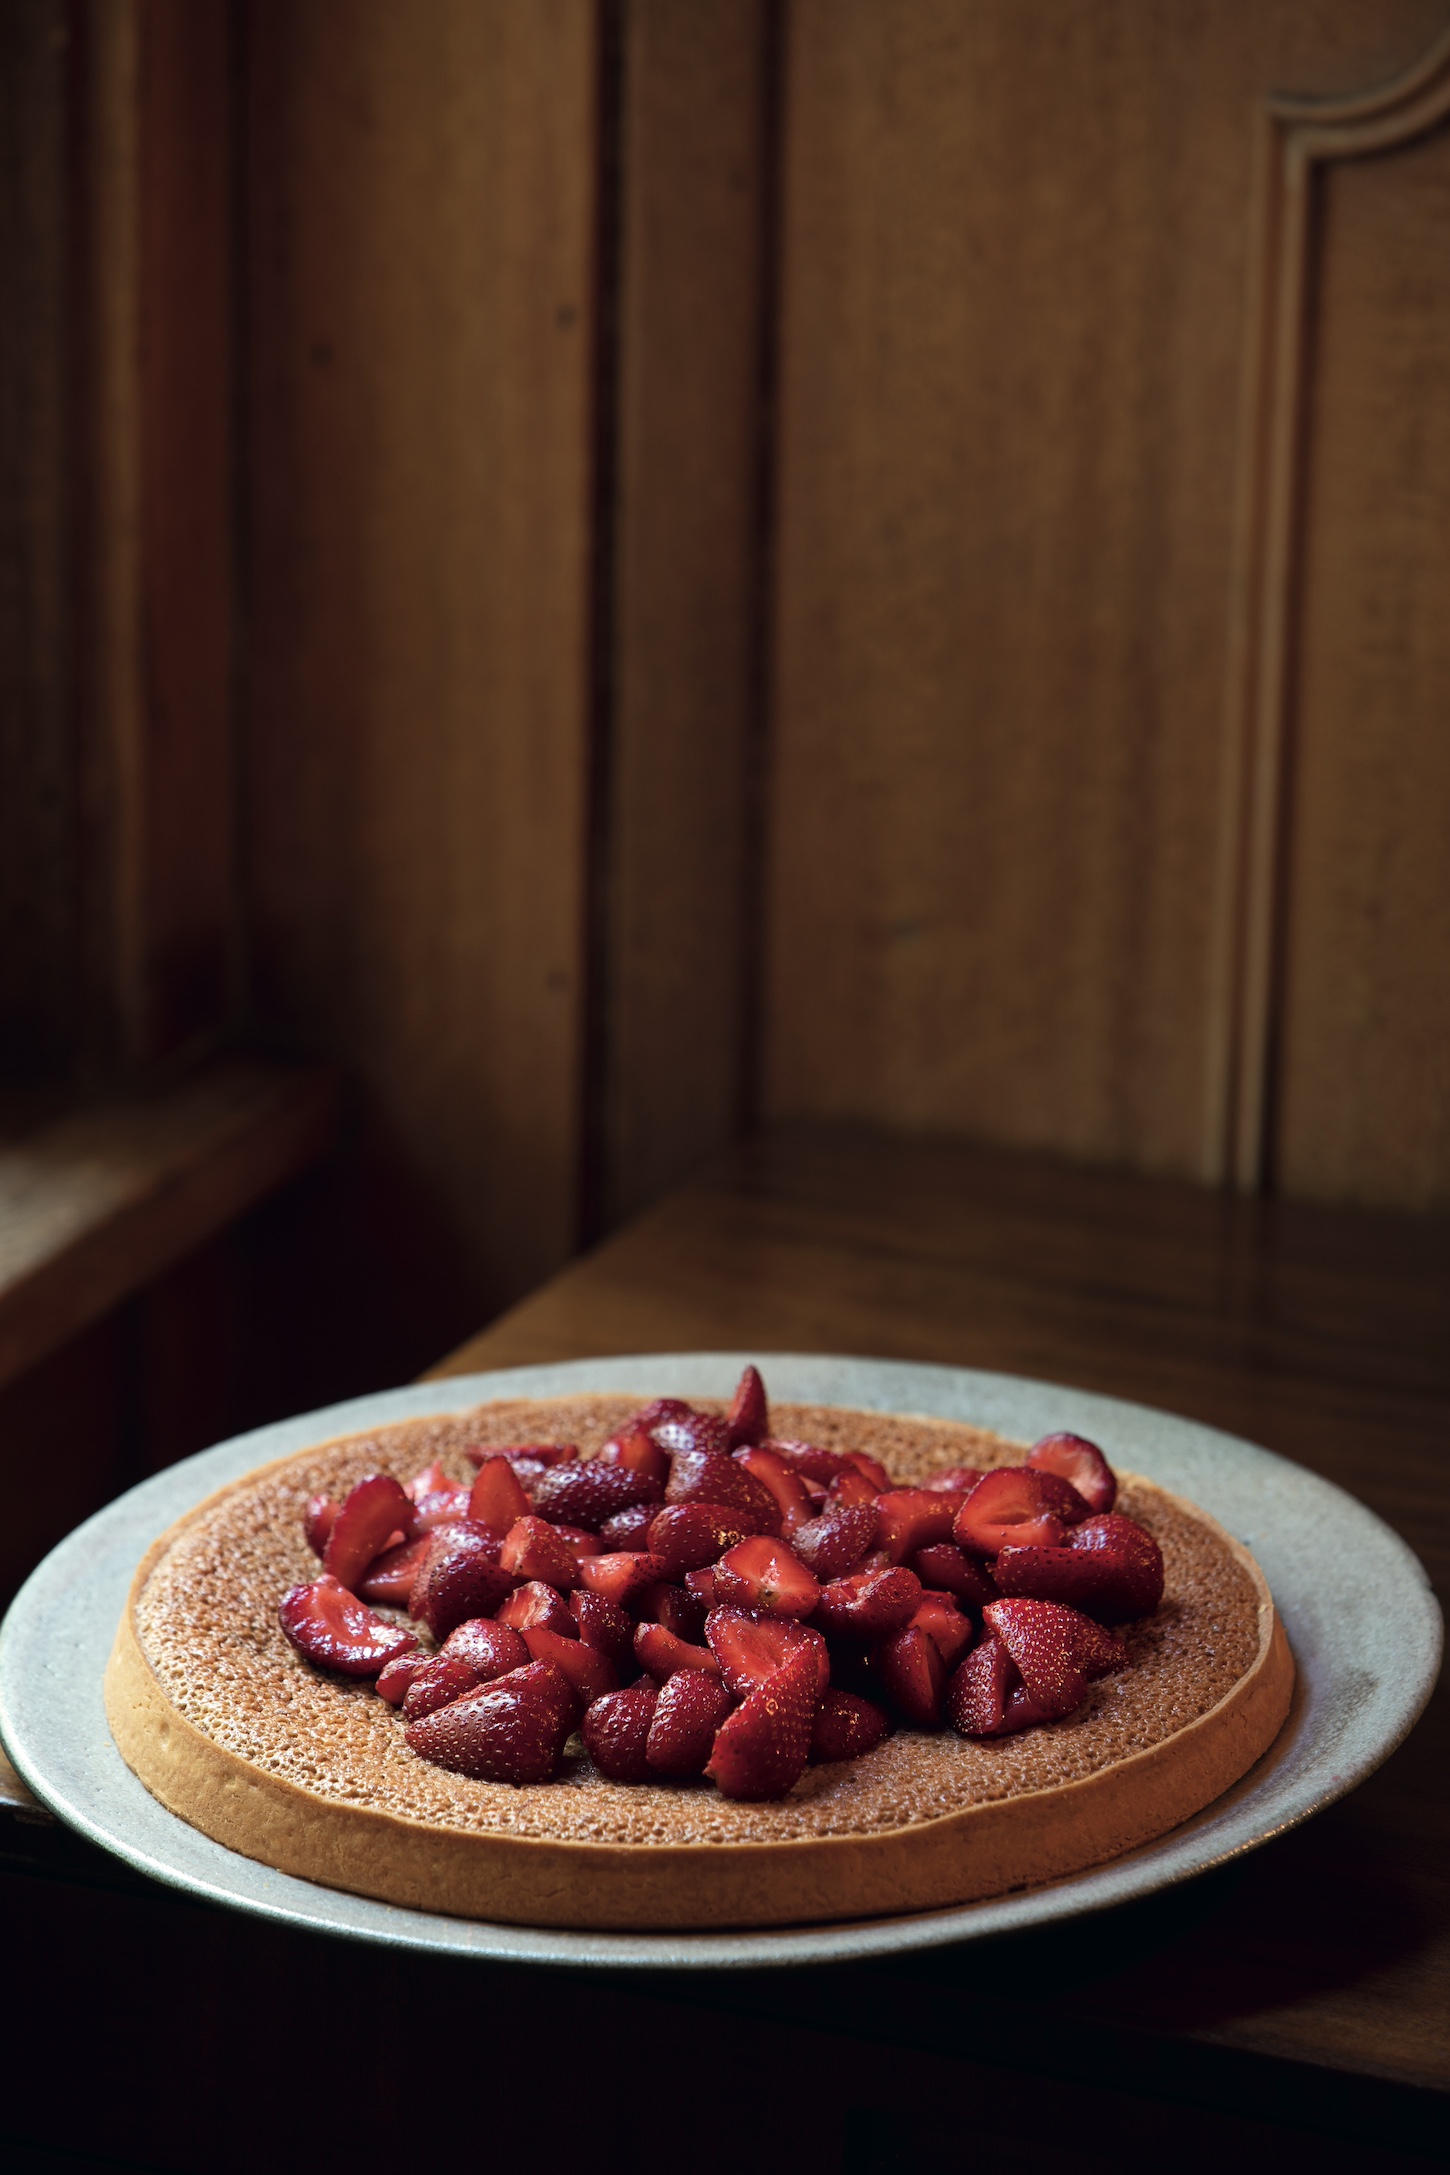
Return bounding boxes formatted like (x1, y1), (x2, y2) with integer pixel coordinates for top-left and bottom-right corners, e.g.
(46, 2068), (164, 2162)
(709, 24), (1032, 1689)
(244, 2), (599, 1314)
(763, 0), (1449, 1194)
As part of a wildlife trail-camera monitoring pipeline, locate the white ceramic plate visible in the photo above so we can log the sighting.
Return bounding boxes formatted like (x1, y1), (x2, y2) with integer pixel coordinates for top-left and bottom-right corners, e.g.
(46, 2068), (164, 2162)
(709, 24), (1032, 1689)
(0, 1353), (1440, 1971)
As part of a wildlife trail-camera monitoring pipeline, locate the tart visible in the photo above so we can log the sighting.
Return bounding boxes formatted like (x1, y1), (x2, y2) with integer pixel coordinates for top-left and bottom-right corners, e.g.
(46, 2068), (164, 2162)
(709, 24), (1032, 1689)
(104, 1388), (1293, 1930)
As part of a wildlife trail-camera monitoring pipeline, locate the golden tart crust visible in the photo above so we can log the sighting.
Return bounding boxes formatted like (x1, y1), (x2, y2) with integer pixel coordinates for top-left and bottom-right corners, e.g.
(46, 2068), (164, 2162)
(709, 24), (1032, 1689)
(105, 1397), (1293, 1930)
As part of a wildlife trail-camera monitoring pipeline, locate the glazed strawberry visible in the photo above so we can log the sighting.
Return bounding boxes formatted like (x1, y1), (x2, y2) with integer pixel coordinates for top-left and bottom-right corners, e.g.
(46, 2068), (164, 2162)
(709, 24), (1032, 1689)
(646, 1668), (734, 1776)
(463, 1442), (572, 1470)
(630, 1397), (695, 1434)
(706, 1644), (818, 1800)
(598, 1503), (656, 1551)
(684, 1566), (721, 1610)
(908, 1590), (974, 1669)
(1028, 1470), (1093, 1526)
(577, 1550), (669, 1609)
(634, 1581), (708, 1643)
(828, 1466), (881, 1509)
(405, 1660), (574, 1783)
(439, 1616), (530, 1680)
(653, 1410), (732, 1460)
(597, 1426), (671, 1486)
(494, 1580), (577, 1636)
(811, 1564), (922, 1638)
(499, 1516), (584, 1589)
(468, 1455), (532, 1533)
(982, 1598), (1092, 1719)
(945, 1634), (1017, 1735)
(404, 1460), (451, 1503)
(279, 1575), (419, 1677)
(874, 1624), (946, 1727)
(921, 1466), (982, 1495)
(375, 1649), (431, 1706)
(1029, 1432), (1117, 1516)
(705, 1607), (830, 1697)
(725, 1363), (769, 1450)
(634, 1621), (723, 1683)
(842, 1450), (892, 1493)
(1067, 1515), (1164, 1618)
(646, 1502), (756, 1577)
(408, 1523), (516, 1641)
(581, 1683), (658, 1782)
(569, 1588), (635, 1670)
(411, 1482), (475, 1531)
(322, 1474), (418, 1591)
(765, 1439), (849, 1484)
(873, 1489), (958, 1564)
(303, 1495), (338, 1556)
(357, 1534), (432, 1605)
(909, 1544), (997, 1609)
(551, 1522), (602, 1560)
(732, 1447), (815, 1533)
(531, 1460), (664, 1532)
(993, 1542), (1124, 1618)
(522, 1624), (618, 1709)
(790, 1502), (879, 1579)
(402, 1652), (483, 1721)
(811, 1687), (890, 1763)
(662, 1450), (781, 1533)
(711, 1536), (820, 1619)
(952, 1469), (1065, 1557)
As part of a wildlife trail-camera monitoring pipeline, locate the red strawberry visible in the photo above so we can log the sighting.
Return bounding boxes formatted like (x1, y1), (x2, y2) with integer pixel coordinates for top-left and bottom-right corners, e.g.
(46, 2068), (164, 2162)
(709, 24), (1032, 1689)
(908, 1590), (974, 1670)
(843, 1450), (892, 1493)
(357, 1534), (432, 1605)
(921, 1466), (982, 1496)
(646, 1502), (756, 1577)
(952, 1468), (1065, 1557)
(597, 1426), (671, 1486)
(790, 1503), (879, 1579)
(982, 1598), (1092, 1719)
(522, 1624), (618, 1710)
(634, 1621), (723, 1684)
(732, 1447), (815, 1533)
(402, 1652), (483, 1721)
(577, 1551), (669, 1609)
(663, 1451), (780, 1533)
(499, 1515), (584, 1590)
(646, 1669), (734, 1776)
(404, 1461), (451, 1503)
(630, 1397), (694, 1433)
(551, 1522), (602, 1560)
(993, 1543), (1120, 1618)
(531, 1460), (664, 1532)
(303, 1495), (338, 1557)
(1029, 1432), (1117, 1516)
(1067, 1514), (1164, 1619)
(634, 1581), (708, 1643)
(811, 1687), (890, 1763)
(828, 1467), (881, 1509)
(412, 1483), (475, 1531)
(811, 1565), (922, 1638)
(873, 1489), (958, 1564)
(874, 1624), (946, 1728)
(322, 1474), (418, 1591)
(279, 1575), (419, 1677)
(684, 1566), (722, 1610)
(598, 1502), (656, 1551)
(946, 1634), (1017, 1736)
(711, 1536), (820, 1619)
(375, 1649), (430, 1706)
(405, 1661), (574, 1783)
(463, 1442), (572, 1470)
(706, 1645), (817, 1800)
(705, 1607), (830, 1698)
(909, 1544), (997, 1609)
(408, 1523), (516, 1641)
(765, 1439), (849, 1484)
(1029, 1470), (1093, 1526)
(494, 1580), (577, 1636)
(468, 1455), (533, 1534)
(725, 1364), (769, 1450)
(653, 1411), (731, 1459)
(569, 1588), (635, 1670)
(439, 1616), (530, 1680)
(581, 1683), (658, 1782)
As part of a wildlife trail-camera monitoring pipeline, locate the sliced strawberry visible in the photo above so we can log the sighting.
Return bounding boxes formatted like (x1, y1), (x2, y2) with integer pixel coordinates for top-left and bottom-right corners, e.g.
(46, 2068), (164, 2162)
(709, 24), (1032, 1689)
(843, 1450), (892, 1493)
(684, 1566), (721, 1610)
(646, 1668), (734, 1776)
(402, 1652), (483, 1722)
(663, 1450), (780, 1533)
(376, 1649), (430, 1706)
(523, 1624), (618, 1709)
(873, 1489), (958, 1564)
(908, 1590), (974, 1670)
(653, 1411), (732, 1459)
(1029, 1470), (1093, 1526)
(946, 1634), (1017, 1736)
(811, 1565), (922, 1638)
(357, 1534), (432, 1605)
(499, 1515), (584, 1590)
(577, 1550), (669, 1609)
(706, 1645), (817, 1800)
(597, 1426), (671, 1486)
(551, 1522), (602, 1560)
(468, 1455), (533, 1533)
(1071, 1614), (1130, 1678)
(279, 1575), (418, 1677)
(531, 1460), (664, 1532)
(569, 1588), (635, 1671)
(408, 1523), (516, 1641)
(765, 1438), (849, 1484)
(909, 1544), (998, 1609)
(647, 1502), (756, 1577)
(982, 1598), (1091, 1719)
(1067, 1514), (1164, 1619)
(581, 1683), (658, 1782)
(598, 1502), (656, 1551)
(463, 1441), (572, 1470)
(412, 1482), (475, 1531)
(405, 1660), (574, 1783)
(712, 1536), (820, 1620)
(630, 1396), (695, 1433)
(634, 1621), (724, 1683)
(828, 1466), (881, 1509)
(790, 1502), (879, 1580)
(322, 1474), (418, 1591)
(874, 1624), (946, 1727)
(733, 1447), (815, 1533)
(634, 1581), (708, 1643)
(993, 1542), (1126, 1618)
(725, 1363), (769, 1450)
(952, 1468), (1065, 1557)
(1029, 1432), (1117, 1516)
(494, 1580), (576, 1636)
(705, 1607), (830, 1698)
(811, 1687), (891, 1763)
(404, 1461), (451, 1503)
(439, 1616), (530, 1680)
(303, 1495), (338, 1557)
(921, 1466), (982, 1496)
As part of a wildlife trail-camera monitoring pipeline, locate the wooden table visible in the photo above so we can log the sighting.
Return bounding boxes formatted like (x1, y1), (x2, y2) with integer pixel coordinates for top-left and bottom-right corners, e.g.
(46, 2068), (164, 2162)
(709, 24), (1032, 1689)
(3, 1123), (1445, 2172)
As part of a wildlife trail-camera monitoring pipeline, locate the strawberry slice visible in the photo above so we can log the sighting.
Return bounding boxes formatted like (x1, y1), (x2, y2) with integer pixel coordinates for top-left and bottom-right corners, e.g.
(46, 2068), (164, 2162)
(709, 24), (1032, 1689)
(684, 1566), (722, 1610)
(952, 1468), (1065, 1557)
(982, 1597), (1092, 1719)
(828, 1467), (881, 1509)
(810, 1687), (890, 1763)
(908, 1590), (974, 1670)
(581, 1683), (658, 1782)
(790, 1502), (879, 1579)
(494, 1580), (577, 1636)
(765, 1439), (849, 1484)
(842, 1450), (892, 1493)
(647, 1502), (757, 1577)
(357, 1534), (432, 1605)
(662, 1450), (781, 1533)
(463, 1442), (572, 1470)
(725, 1364), (769, 1450)
(577, 1550), (669, 1609)
(322, 1474), (418, 1591)
(646, 1668), (734, 1776)
(402, 1652), (483, 1721)
(404, 1461), (451, 1503)
(909, 1544), (997, 1609)
(597, 1426), (671, 1485)
(412, 1482), (475, 1531)
(874, 1624), (946, 1728)
(705, 1645), (818, 1800)
(522, 1624), (618, 1710)
(376, 1649), (430, 1706)
(873, 1489), (958, 1564)
(303, 1495), (338, 1557)
(598, 1503), (656, 1551)
(630, 1396), (695, 1433)
(946, 1634), (1017, 1735)
(279, 1575), (418, 1677)
(634, 1621), (723, 1683)
(531, 1460), (664, 1532)
(1029, 1432), (1117, 1516)
(405, 1660), (575, 1783)
(1028, 1470), (1092, 1526)
(732, 1447), (815, 1533)
(712, 1536), (820, 1619)
(499, 1515), (584, 1590)
(468, 1455), (533, 1533)
(551, 1522), (602, 1560)
(921, 1466), (982, 1496)
(440, 1616), (530, 1679)
(653, 1411), (732, 1459)
(409, 1523), (516, 1641)
(1067, 1514), (1164, 1619)
(635, 1581), (708, 1643)
(569, 1588), (635, 1670)
(811, 1564), (922, 1638)
(705, 1607), (830, 1698)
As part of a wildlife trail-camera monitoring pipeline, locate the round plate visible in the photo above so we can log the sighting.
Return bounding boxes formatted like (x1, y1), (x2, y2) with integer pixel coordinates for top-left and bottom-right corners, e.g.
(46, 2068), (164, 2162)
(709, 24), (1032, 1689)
(0, 1353), (1440, 1970)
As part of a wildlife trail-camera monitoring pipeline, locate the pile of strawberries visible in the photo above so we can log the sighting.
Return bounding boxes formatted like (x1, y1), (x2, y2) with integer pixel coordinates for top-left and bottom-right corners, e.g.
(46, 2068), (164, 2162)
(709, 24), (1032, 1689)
(279, 1368), (1165, 1801)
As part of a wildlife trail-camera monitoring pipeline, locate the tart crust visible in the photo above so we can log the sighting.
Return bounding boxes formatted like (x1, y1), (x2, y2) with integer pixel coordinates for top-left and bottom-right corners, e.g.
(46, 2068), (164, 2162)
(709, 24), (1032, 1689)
(105, 1397), (1293, 1930)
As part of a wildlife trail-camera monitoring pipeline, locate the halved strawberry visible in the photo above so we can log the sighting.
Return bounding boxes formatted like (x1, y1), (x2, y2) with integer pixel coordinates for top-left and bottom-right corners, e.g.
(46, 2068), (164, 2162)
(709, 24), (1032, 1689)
(499, 1516), (584, 1590)
(945, 1634), (1017, 1736)
(711, 1536), (820, 1620)
(440, 1616), (529, 1680)
(981, 1598), (1092, 1719)
(598, 1502), (656, 1551)
(843, 1450), (892, 1493)
(921, 1466), (982, 1496)
(1029, 1432), (1117, 1516)
(357, 1534), (432, 1605)
(705, 1645), (817, 1800)
(908, 1591), (974, 1670)
(522, 1624), (618, 1709)
(790, 1502), (879, 1580)
(634, 1581), (707, 1643)
(828, 1467), (881, 1509)
(653, 1411), (731, 1459)
(279, 1575), (419, 1677)
(765, 1439), (849, 1484)
(463, 1442), (572, 1470)
(597, 1426), (671, 1486)
(993, 1543), (1124, 1619)
(577, 1551), (669, 1609)
(1028, 1470), (1092, 1526)
(581, 1683), (658, 1782)
(873, 1489), (958, 1564)
(952, 1469), (1065, 1557)
(634, 1621), (723, 1683)
(684, 1566), (721, 1610)
(405, 1660), (575, 1783)
(1066, 1514), (1164, 1619)
(647, 1502), (756, 1577)
(411, 1482), (475, 1531)
(725, 1364), (769, 1450)
(810, 1687), (891, 1763)
(375, 1649), (430, 1706)
(322, 1474), (418, 1591)
(303, 1495), (338, 1557)
(531, 1460), (664, 1532)
(663, 1450), (780, 1533)
(704, 1607), (830, 1698)
(408, 1523), (516, 1641)
(402, 1652), (483, 1721)
(404, 1461), (451, 1503)
(551, 1522), (602, 1560)
(732, 1447), (814, 1533)
(494, 1580), (576, 1636)
(909, 1544), (997, 1609)
(811, 1565), (922, 1638)
(569, 1588), (635, 1670)
(646, 1668), (734, 1776)
(874, 1624), (946, 1728)
(630, 1396), (695, 1434)
(468, 1455), (533, 1534)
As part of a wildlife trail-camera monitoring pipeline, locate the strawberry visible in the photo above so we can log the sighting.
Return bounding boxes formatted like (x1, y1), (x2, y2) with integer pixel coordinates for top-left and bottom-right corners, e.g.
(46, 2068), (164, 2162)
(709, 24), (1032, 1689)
(402, 1652), (483, 1722)
(279, 1575), (419, 1676)
(551, 1523), (602, 1560)
(646, 1668), (734, 1776)
(1029, 1432), (1117, 1516)
(946, 1634), (1017, 1736)
(494, 1580), (577, 1636)
(981, 1597), (1092, 1719)
(811, 1687), (890, 1763)
(811, 1565), (922, 1638)
(646, 1502), (756, 1577)
(412, 1483), (475, 1531)
(322, 1474), (418, 1591)
(711, 1536), (820, 1619)
(375, 1649), (430, 1706)
(732, 1447), (815, 1533)
(705, 1607), (830, 1698)
(598, 1502), (657, 1551)
(662, 1451), (780, 1533)
(357, 1534), (432, 1605)
(725, 1364), (769, 1450)
(908, 1590), (974, 1670)
(463, 1442), (572, 1470)
(1067, 1514), (1164, 1619)
(842, 1450), (892, 1493)
(404, 1461), (451, 1503)
(909, 1544), (997, 1609)
(408, 1523), (516, 1641)
(952, 1468), (1065, 1557)
(634, 1621), (723, 1683)
(630, 1397), (695, 1433)
(405, 1661), (575, 1783)
(684, 1566), (722, 1610)
(577, 1551), (669, 1609)
(765, 1439), (849, 1484)
(828, 1467), (881, 1509)
(873, 1489), (958, 1564)
(634, 1581), (708, 1643)
(874, 1625), (946, 1728)
(569, 1588), (635, 1670)
(522, 1624), (618, 1709)
(303, 1495), (338, 1557)
(468, 1455), (532, 1534)
(581, 1683), (658, 1782)
(440, 1616), (530, 1680)
(992, 1542), (1123, 1618)
(1028, 1470), (1092, 1526)
(790, 1503), (879, 1579)
(706, 1645), (817, 1800)
(531, 1460), (664, 1532)
(597, 1426), (671, 1486)
(499, 1515), (584, 1589)
(653, 1411), (732, 1459)
(921, 1466), (982, 1495)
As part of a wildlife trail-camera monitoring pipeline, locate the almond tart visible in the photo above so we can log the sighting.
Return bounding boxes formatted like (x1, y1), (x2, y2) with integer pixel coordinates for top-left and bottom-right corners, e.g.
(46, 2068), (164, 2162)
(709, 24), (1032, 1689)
(104, 1390), (1293, 1931)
